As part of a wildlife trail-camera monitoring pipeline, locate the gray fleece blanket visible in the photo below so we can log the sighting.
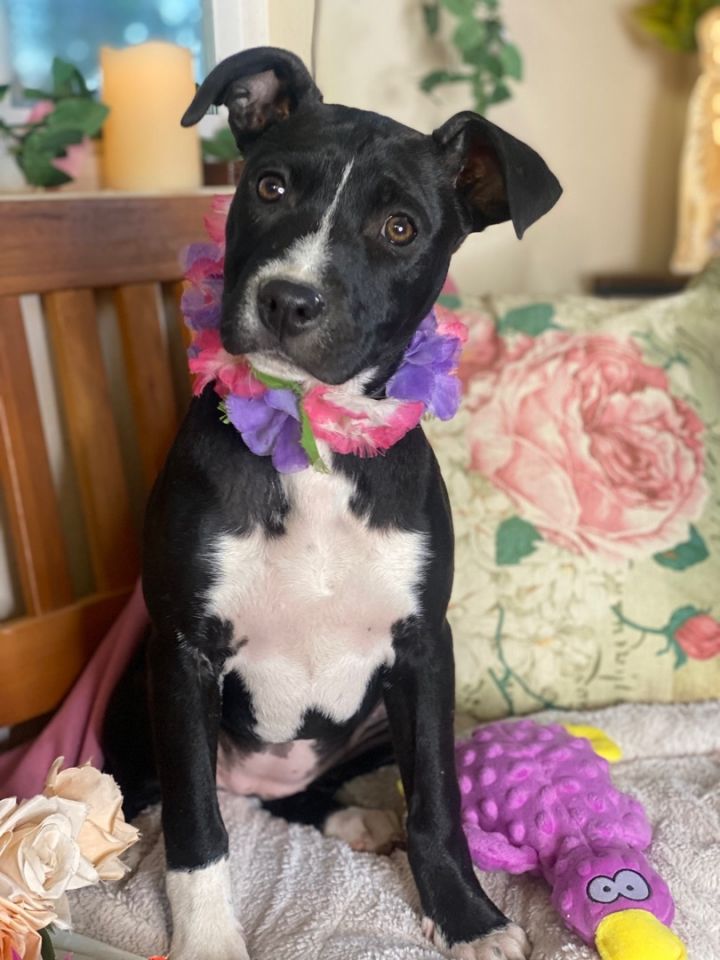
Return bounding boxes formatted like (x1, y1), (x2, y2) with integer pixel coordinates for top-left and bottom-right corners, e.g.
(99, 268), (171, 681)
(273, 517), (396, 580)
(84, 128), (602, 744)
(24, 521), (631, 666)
(68, 700), (720, 959)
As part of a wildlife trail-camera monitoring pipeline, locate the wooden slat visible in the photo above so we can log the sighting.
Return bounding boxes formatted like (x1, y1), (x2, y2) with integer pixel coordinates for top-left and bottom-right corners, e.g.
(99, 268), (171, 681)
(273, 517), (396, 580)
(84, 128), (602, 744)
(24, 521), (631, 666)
(0, 589), (131, 726)
(0, 295), (73, 613)
(171, 279), (194, 351)
(169, 279), (195, 397)
(46, 289), (139, 590)
(0, 192), (231, 297)
(115, 283), (179, 488)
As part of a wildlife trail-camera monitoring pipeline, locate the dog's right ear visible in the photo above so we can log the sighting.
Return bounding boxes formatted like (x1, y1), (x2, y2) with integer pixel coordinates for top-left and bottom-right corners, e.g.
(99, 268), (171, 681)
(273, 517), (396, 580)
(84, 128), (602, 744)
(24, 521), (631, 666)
(181, 46), (322, 148)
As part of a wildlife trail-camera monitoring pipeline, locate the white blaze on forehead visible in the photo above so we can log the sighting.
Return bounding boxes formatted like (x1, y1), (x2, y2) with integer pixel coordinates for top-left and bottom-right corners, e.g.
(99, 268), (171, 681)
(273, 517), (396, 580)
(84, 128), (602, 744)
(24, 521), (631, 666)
(256, 159), (355, 286)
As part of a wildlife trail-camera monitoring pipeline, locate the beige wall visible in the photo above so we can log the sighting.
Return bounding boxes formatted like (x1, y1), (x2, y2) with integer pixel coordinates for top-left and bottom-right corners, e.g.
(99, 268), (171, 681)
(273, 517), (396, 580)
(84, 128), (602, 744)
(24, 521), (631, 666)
(269, 0), (696, 294)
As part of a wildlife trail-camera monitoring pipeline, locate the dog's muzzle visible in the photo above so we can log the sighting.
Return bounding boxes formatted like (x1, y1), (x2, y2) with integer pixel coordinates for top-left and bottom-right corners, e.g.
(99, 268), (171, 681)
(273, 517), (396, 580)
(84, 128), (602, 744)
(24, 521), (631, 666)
(257, 279), (325, 339)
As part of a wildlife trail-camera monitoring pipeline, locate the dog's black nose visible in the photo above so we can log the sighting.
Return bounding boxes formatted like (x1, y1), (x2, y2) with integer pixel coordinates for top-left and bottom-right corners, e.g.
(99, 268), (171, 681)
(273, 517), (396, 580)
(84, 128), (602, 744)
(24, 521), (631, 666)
(257, 279), (325, 338)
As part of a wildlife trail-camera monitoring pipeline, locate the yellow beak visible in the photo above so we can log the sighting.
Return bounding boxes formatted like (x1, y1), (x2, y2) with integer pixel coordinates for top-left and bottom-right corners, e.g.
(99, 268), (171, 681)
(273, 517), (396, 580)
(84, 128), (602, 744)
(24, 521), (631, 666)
(596, 909), (686, 960)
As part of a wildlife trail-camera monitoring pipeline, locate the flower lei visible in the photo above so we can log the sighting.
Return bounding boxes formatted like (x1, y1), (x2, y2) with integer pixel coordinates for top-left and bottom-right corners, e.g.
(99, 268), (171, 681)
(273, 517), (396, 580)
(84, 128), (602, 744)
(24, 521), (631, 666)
(182, 197), (468, 473)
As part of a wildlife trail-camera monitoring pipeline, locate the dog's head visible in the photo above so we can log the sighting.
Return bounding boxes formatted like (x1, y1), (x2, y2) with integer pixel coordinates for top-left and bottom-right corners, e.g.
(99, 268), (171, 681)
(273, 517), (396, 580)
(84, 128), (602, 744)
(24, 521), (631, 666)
(183, 47), (561, 387)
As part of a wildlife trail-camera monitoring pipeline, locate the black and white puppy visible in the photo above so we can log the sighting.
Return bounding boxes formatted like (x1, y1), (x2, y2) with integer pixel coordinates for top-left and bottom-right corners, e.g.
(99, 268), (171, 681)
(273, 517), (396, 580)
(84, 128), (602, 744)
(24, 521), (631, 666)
(104, 47), (561, 960)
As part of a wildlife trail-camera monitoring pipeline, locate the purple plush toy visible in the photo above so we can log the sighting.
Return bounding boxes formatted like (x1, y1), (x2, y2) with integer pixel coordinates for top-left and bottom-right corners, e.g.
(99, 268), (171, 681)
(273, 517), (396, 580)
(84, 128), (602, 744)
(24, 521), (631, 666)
(455, 719), (686, 960)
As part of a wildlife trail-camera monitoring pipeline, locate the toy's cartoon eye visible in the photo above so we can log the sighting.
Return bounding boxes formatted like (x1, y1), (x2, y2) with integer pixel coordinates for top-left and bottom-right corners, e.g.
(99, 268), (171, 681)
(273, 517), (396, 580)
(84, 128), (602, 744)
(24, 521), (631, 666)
(587, 876), (619, 904)
(614, 869), (651, 901)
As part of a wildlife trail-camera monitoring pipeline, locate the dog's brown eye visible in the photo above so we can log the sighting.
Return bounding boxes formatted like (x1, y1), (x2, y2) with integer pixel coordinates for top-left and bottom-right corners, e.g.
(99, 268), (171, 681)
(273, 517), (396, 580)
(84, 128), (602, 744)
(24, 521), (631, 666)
(257, 174), (286, 202)
(382, 214), (416, 246)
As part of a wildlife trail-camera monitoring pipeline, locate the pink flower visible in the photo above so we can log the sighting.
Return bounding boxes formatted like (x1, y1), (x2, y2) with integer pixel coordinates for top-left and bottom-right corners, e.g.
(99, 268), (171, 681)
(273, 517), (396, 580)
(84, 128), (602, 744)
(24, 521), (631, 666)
(188, 329), (265, 399)
(675, 614), (720, 660)
(304, 387), (424, 456)
(51, 139), (92, 179)
(441, 275), (459, 298)
(26, 101), (54, 124)
(456, 312), (503, 382)
(469, 331), (708, 562)
(203, 195), (232, 247)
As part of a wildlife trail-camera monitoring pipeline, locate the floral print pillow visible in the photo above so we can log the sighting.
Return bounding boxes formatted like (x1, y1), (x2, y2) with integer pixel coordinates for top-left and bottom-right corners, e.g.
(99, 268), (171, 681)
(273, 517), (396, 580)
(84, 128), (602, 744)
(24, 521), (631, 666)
(427, 266), (720, 719)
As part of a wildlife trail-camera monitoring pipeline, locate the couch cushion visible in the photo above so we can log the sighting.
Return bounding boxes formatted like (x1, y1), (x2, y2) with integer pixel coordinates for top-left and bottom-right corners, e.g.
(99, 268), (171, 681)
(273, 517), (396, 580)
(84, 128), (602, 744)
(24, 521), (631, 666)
(427, 264), (720, 718)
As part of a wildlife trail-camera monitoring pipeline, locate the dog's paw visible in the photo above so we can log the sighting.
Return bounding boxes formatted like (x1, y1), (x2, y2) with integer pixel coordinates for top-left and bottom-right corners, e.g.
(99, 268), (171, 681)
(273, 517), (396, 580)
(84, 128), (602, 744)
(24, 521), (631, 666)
(323, 806), (403, 854)
(170, 933), (250, 960)
(422, 919), (531, 960)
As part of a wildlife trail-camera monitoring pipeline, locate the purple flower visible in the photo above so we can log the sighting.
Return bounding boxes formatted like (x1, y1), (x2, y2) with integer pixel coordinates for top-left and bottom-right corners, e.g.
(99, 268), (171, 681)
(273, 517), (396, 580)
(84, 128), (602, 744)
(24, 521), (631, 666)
(226, 388), (309, 473)
(386, 311), (464, 420)
(181, 281), (224, 331)
(181, 242), (221, 272)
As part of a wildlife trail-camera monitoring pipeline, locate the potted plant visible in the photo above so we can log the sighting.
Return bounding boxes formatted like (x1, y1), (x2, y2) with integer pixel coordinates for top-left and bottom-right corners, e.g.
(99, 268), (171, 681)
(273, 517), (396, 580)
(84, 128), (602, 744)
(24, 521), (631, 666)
(0, 57), (108, 190)
(201, 126), (242, 186)
(419, 0), (523, 113)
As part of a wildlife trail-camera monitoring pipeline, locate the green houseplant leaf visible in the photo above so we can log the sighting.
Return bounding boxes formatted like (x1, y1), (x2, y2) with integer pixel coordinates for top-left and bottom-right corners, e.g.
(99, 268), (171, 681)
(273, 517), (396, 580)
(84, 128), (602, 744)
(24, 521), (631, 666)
(441, 0), (476, 15)
(420, 69), (468, 93)
(499, 41), (523, 80)
(17, 126), (82, 186)
(51, 56), (89, 98)
(46, 98), (109, 137)
(202, 127), (242, 162)
(423, 2), (440, 34)
(633, 0), (717, 51)
(420, 0), (522, 112)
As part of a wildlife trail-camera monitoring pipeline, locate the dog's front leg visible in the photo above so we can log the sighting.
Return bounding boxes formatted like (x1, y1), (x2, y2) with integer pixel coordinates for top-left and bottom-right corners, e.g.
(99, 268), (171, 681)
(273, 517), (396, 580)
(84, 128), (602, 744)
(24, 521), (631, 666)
(384, 620), (530, 960)
(149, 633), (248, 960)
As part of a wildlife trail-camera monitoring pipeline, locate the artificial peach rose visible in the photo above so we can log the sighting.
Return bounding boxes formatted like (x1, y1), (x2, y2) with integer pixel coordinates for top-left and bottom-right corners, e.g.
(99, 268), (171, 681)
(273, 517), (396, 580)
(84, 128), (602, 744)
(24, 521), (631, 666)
(0, 793), (96, 915)
(0, 897), (47, 960)
(43, 760), (138, 882)
(468, 331), (708, 562)
(675, 613), (720, 660)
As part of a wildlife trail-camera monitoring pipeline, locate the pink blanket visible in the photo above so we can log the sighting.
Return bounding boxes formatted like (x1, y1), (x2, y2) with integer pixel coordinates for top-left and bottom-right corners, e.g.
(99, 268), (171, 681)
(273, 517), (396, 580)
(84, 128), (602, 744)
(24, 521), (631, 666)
(0, 582), (386, 802)
(0, 583), (148, 799)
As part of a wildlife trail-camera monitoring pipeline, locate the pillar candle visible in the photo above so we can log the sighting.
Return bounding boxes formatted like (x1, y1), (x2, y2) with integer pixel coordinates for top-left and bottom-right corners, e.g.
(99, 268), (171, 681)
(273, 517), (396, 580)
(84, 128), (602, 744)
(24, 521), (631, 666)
(100, 41), (201, 191)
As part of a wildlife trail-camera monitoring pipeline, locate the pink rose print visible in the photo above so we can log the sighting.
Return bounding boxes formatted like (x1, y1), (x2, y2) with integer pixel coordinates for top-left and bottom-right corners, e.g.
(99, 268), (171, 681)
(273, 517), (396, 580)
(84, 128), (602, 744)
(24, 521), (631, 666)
(674, 614), (720, 660)
(613, 604), (720, 667)
(468, 331), (708, 562)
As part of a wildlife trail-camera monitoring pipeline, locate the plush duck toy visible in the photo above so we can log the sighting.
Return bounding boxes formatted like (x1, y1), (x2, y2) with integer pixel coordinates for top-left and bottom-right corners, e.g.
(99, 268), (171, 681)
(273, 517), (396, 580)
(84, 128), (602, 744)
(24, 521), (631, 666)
(454, 719), (686, 960)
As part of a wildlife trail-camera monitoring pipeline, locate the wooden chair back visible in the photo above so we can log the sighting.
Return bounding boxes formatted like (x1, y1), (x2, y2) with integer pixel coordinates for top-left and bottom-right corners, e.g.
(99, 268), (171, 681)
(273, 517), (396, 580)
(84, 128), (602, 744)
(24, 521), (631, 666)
(0, 192), (219, 729)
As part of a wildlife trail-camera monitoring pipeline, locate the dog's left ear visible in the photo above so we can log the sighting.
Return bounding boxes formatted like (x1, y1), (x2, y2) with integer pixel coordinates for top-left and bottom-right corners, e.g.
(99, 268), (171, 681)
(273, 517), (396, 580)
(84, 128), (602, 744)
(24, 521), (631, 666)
(433, 111), (562, 239)
(181, 46), (322, 148)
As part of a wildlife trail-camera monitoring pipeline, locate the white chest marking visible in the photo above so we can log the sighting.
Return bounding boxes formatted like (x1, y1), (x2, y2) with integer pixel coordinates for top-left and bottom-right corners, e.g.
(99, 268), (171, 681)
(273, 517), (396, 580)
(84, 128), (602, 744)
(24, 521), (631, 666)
(206, 469), (427, 742)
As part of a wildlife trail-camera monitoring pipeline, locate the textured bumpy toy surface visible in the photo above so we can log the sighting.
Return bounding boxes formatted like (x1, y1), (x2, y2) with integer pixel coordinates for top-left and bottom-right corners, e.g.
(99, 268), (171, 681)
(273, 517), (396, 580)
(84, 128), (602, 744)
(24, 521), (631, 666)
(455, 719), (686, 960)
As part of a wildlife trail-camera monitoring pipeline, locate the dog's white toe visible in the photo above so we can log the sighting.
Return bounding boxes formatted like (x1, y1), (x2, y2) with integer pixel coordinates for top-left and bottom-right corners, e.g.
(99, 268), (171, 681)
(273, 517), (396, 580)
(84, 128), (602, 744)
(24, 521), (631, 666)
(423, 920), (531, 960)
(448, 923), (531, 960)
(323, 806), (403, 854)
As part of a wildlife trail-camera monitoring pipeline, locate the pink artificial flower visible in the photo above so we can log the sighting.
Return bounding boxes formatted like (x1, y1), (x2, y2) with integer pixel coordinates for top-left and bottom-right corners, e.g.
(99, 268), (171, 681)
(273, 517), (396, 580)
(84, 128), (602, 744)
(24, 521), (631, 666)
(441, 274), (459, 298)
(434, 304), (469, 345)
(674, 614), (720, 660)
(304, 386), (424, 456)
(204, 195), (233, 247)
(469, 331), (708, 562)
(26, 100), (54, 124)
(188, 329), (265, 399)
(51, 138), (92, 179)
(457, 312), (504, 383)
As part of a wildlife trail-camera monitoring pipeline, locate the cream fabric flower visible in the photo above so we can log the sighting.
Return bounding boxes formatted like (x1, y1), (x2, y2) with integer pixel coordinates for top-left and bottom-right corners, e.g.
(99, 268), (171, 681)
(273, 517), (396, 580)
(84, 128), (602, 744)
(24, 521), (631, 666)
(0, 897), (45, 960)
(0, 793), (97, 916)
(43, 760), (139, 882)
